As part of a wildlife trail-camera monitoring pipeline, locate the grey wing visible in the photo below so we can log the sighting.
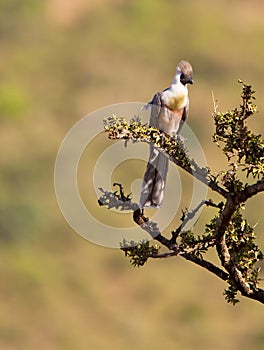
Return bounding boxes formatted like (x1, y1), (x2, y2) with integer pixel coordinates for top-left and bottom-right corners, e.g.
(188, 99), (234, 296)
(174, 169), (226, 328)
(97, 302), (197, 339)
(177, 97), (189, 134)
(149, 92), (163, 128)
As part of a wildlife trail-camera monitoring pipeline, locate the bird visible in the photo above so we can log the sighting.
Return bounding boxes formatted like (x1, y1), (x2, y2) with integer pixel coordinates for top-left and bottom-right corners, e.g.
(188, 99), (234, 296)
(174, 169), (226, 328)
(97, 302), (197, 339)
(139, 60), (193, 209)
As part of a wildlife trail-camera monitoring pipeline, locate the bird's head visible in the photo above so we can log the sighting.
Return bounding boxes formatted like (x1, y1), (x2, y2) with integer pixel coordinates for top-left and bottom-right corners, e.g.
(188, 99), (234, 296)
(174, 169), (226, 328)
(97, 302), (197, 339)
(175, 60), (194, 85)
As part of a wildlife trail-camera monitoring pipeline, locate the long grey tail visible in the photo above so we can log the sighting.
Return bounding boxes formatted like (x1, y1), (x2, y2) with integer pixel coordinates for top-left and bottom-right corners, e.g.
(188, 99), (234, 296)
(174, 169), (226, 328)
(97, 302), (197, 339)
(139, 145), (169, 208)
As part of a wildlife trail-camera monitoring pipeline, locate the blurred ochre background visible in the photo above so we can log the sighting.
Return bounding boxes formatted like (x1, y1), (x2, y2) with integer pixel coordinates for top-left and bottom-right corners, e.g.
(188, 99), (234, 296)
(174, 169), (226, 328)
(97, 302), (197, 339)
(0, 0), (264, 349)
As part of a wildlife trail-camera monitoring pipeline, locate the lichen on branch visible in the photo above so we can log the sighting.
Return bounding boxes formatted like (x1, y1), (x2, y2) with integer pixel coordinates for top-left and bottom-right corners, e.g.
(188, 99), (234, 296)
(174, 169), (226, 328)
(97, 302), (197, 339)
(98, 81), (264, 305)
(213, 81), (264, 179)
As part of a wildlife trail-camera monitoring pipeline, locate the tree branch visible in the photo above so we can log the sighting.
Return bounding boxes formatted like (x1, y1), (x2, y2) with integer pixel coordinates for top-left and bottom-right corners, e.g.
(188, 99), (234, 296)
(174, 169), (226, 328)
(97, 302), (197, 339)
(100, 82), (264, 304)
(237, 180), (264, 202)
(104, 118), (229, 199)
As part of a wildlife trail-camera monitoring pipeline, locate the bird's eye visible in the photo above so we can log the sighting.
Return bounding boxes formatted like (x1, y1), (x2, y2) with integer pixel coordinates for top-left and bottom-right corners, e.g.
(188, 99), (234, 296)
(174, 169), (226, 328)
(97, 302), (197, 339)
(180, 73), (185, 80)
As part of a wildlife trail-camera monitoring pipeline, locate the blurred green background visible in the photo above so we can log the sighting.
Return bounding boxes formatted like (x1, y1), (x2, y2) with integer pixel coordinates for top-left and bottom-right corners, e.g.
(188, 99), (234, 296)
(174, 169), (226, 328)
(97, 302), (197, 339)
(0, 0), (264, 349)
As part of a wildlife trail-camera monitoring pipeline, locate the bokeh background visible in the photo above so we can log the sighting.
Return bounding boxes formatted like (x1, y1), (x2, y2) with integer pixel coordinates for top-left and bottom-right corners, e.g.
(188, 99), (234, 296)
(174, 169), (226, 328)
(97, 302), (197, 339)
(1, 0), (264, 349)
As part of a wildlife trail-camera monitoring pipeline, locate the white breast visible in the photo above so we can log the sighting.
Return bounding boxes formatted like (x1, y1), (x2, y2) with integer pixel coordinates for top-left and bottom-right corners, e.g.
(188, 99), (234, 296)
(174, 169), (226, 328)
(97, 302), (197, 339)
(162, 83), (188, 110)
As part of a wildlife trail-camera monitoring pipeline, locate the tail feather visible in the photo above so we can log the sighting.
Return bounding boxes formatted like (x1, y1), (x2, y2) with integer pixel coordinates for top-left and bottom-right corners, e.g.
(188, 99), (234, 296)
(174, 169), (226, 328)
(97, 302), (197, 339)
(140, 145), (169, 208)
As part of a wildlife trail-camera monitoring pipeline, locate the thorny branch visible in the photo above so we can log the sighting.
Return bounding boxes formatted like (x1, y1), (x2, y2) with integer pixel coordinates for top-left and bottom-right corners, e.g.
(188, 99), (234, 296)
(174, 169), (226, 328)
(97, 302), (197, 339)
(99, 81), (264, 305)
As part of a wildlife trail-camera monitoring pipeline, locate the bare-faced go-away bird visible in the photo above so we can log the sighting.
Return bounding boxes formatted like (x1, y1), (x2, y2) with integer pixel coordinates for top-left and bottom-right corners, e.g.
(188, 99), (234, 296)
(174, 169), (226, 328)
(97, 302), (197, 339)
(139, 60), (194, 209)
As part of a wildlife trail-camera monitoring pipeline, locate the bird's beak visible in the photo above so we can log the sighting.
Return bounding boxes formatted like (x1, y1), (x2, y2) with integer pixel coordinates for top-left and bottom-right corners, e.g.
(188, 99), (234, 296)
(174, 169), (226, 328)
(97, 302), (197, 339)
(189, 78), (194, 85)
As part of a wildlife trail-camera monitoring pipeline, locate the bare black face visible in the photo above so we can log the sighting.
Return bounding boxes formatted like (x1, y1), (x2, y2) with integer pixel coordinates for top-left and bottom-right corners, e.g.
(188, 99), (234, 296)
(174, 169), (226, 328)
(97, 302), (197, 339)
(180, 73), (194, 85)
